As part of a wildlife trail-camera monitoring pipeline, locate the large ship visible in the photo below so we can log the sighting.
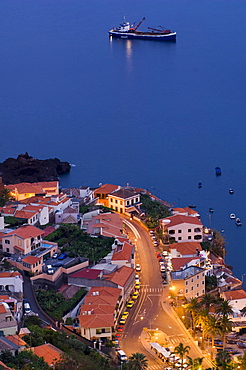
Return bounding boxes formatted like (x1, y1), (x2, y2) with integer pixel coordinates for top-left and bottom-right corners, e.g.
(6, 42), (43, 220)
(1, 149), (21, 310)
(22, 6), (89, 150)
(109, 17), (176, 41)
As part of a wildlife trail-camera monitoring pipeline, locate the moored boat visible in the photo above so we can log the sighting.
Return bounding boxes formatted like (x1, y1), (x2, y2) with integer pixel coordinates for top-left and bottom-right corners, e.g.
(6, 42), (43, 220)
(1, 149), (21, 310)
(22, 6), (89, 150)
(198, 181), (202, 189)
(229, 188), (234, 194)
(215, 166), (222, 176)
(230, 213), (236, 219)
(209, 207), (214, 213)
(109, 17), (176, 41)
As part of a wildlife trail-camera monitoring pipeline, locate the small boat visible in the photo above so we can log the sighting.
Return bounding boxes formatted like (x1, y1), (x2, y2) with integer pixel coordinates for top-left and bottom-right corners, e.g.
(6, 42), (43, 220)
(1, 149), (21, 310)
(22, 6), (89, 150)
(215, 166), (222, 176)
(236, 220), (242, 226)
(229, 188), (234, 194)
(198, 182), (202, 189)
(230, 213), (236, 219)
(188, 205), (196, 209)
(109, 17), (176, 41)
(209, 207), (214, 213)
(236, 217), (241, 223)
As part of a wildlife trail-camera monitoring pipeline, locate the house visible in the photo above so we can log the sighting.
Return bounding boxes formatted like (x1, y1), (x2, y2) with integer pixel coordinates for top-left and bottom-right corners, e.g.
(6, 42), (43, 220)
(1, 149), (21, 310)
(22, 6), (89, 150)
(62, 186), (95, 204)
(222, 290), (246, 311)
(2, 225), (44, 255)
(170, 266), (206, 299)
(160, 215), (203, 242)
(108, 186), (141, 215)
(0, 302), (18, 335)
(0, 271), (23, 293)
(171, 207), (200, 218)
(103, 265), (135, 302)
(0, 203), (49, 226)
(78, 286), (122, 341)
(55, 205), (79, 224)
(5, 335), (28, 351)
(5, 181), (59, 201)
(31, 343), (63, 366)
(111, 239), (135, 268)
(169, 242), (202, 258)
(94, 184), (120, 208)
(86, 212), (124, 238)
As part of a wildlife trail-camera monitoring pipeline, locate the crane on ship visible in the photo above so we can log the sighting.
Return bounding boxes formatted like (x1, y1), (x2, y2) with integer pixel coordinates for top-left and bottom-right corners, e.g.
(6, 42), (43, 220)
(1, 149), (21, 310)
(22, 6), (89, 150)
(130, 17), (146, 31)
(148, 26), (171, 33)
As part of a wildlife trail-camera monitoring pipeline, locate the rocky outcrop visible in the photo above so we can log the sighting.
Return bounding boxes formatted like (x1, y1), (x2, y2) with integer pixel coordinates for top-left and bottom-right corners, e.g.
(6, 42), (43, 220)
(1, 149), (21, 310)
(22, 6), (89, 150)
(0, 153), (71, 184)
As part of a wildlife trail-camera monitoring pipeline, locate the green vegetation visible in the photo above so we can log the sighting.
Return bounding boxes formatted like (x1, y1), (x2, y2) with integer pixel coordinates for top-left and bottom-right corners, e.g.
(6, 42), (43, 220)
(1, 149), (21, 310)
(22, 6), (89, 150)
(201, 230), (226, 258)
(140, 194), (170, 229)
(44, 224), (114, 263)
(126, 352), (148, 369)
(21, 324), (114, 370)
(205, 275), (217, 291)
(0, 188), (11, 206)
(36, 288), (86, 321)
(4, 215), (26, 227)
(0, 349), (50, 370)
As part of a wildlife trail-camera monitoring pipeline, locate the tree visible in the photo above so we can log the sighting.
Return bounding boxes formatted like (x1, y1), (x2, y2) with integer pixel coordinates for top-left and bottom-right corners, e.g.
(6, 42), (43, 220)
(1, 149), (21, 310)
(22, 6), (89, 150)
(185, 298), (201, 332)
(173, 343), (190, 370)
(205, 315), (221, 359)
(194, 309), (208, 349)
(126, 353), (148, 370)
(186, 356), (203, 370)
(215, 350), (232, 370)
(216, 299), (233, 319)
(200, 294), (215, 314)
(0, 188), (11, 206)
(218, 316), (233, 349)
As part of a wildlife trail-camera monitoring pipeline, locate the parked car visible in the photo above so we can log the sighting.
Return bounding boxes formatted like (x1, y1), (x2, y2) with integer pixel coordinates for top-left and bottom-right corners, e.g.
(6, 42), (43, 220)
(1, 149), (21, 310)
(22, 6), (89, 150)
(58, 253), (67, 260)
(24, 302), (31, 314)
(47, 265), (54, 274)
(127, 300), (134, 308)
(135, 264), (141, 272)
(52, 253), (59, 259)
(132, 291), (139, 300)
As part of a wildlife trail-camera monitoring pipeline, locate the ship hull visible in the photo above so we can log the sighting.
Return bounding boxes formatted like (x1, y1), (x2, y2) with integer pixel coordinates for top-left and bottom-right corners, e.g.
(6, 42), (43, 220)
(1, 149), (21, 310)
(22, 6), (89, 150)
(109, 30), (176, 41)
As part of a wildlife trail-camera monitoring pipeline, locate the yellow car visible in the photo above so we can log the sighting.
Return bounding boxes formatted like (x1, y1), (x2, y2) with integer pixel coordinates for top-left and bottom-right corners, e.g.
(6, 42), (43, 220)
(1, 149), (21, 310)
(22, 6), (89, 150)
(132, 291), (139, 300)
(135, 283), (140, 290)
(119, 317), (127, 325)
(121, 311), (129, 319)
(127, 300), (134, 308)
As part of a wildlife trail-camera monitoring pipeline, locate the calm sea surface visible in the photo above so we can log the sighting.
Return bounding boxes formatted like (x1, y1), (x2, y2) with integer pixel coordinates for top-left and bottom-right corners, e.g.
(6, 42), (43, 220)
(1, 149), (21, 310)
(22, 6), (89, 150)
(1, 0), (246, 279)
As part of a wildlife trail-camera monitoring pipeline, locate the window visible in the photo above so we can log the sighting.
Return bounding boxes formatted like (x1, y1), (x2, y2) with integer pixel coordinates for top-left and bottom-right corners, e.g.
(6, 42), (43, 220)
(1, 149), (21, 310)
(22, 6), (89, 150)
(6, 248), (9, 253)
(115, 207), (118, 212)
(186, 289), (188, 294)
(120, 201), (123, 205)
(115, 199), (118, 204)
(194, 235), (202, 240)
(185, 281), (188, 285)
(188, 229), (191, 232)
(191, 279), (193, 283)
(178, 230), (182, 233)
(197, 284), (199, 287)
(5, 240), (10, 244)
(202, 281), (204, 285)
(188, 236), (191, 240)
(178, 237), (182, 240)
(191, 286), (193, 291)
(169, 230), (175, 235)
(127, 200), (130, 205)
(197, 275), (199, 279)
(18, 240), (22, 246)
(194, 228), (201, 232)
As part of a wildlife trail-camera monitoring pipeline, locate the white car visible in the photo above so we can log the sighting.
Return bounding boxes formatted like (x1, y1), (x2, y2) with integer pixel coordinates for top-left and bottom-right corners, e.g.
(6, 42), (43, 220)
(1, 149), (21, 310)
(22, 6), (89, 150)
(135, 264), (141, 272)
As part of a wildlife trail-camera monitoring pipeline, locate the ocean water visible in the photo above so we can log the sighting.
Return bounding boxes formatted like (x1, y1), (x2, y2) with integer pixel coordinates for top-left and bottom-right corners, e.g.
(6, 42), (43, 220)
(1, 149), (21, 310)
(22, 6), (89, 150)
(1, 0), (246, 279)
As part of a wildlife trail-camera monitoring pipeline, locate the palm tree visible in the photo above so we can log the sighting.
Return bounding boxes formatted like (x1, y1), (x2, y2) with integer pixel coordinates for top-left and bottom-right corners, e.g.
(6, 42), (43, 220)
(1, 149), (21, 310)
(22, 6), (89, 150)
(200, 293), (215, 314)
(185, 298), (201, 333)
(126, 353), (148, 370)
(173, 343), (190, 370)
(186, 356), (204, 370)
(194, 309), (208, 349)
(218, 316), (233, 349)
(205, 315), (221, 360)
(215, 350), (232, 370)
(216, 299), (233, 319)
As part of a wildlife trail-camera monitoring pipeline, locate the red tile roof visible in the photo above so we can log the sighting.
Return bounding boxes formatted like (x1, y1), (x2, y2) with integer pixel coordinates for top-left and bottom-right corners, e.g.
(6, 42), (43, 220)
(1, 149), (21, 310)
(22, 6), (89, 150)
(22, 256), (41, 264)
(79, 313), (114, 329)
(161, 215), (202, 227)
(171, 257), (199, 271)
(70, 268), (102, 280)
(223, 289), (246, 300)
(103, 265), (134, 287)
(169, 242), (202, 256)
(94, 184), (119, 194)
(31, 343), (63, 366)
(112, 242), (133, 262)
(4, 225), (44, 239)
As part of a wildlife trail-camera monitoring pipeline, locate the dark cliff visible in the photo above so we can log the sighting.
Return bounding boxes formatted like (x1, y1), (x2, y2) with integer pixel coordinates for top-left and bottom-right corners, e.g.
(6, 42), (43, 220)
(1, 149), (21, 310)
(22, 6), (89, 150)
(0, 153), (71, 184)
